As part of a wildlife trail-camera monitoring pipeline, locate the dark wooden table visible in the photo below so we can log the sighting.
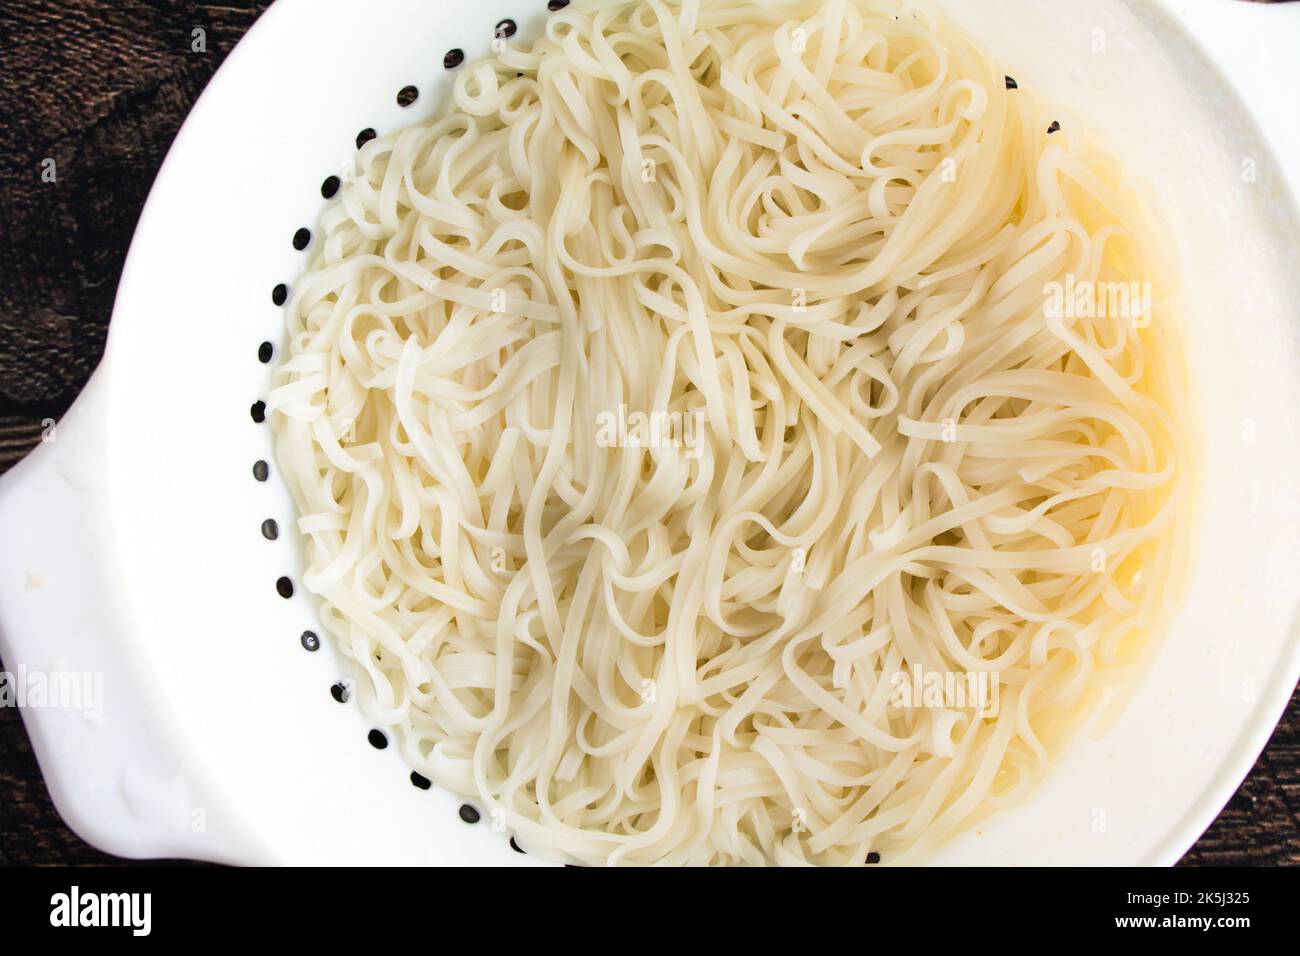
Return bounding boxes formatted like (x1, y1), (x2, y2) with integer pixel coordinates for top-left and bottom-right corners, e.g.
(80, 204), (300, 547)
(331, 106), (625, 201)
(0, 0), (1296, 866)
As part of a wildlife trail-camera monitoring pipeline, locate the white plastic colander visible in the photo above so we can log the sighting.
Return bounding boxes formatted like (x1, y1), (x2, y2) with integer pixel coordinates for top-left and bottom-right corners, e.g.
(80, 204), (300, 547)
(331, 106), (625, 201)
(1, 0), (1298, 865)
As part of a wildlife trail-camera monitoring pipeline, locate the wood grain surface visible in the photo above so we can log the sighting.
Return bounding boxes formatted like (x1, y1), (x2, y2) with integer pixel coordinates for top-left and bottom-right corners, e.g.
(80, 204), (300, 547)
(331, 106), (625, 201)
(0, 0), (1296, 866)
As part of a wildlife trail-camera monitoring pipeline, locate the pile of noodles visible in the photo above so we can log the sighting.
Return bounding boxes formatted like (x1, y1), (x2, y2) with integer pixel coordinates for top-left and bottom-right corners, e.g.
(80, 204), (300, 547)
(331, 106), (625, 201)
(270, 0), (1192, 865)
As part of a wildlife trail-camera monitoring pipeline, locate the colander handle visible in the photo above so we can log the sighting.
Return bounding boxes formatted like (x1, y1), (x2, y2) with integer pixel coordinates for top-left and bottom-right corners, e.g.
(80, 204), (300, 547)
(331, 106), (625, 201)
(1176, 0), (1300, 199)
(0, 372), (261, 863)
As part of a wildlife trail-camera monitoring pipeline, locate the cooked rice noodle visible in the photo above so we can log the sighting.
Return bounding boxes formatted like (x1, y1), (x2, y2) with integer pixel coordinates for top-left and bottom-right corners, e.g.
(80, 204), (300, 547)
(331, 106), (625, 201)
(270, 0), (1191, 866)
